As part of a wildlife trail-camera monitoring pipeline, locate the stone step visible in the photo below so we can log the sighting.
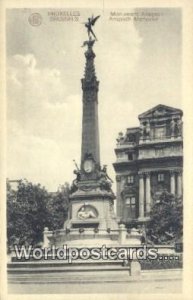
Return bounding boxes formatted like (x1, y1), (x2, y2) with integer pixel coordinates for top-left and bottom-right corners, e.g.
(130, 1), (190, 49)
(8, 266), (129, 274)
(8, 260), (131, 284)
(8, 259), (126, 268)
(8, 269), (131, 284)
(8, 264), (130, 273)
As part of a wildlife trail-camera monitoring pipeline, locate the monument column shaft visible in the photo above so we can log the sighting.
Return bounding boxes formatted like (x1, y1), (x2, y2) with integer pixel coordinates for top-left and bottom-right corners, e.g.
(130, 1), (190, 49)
(81, 93), (100, 164)
(80, 40), (100, 167)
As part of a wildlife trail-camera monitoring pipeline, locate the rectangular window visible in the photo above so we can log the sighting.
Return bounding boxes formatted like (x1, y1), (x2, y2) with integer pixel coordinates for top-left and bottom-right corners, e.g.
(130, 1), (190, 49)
(128, 175), (134, 184)
(128, 153), (133, 161)
(124, 197), (136, 219)
(155, 127), (166, 139)
(117, 152), (124, 158)
(131, 197), (135, 205)
(125, 198), (131, 205)
(158, 173), (164, 182)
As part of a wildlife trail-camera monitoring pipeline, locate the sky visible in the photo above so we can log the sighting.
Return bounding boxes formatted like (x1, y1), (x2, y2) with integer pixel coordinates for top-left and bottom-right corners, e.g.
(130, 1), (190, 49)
(6, 8), (182, 192)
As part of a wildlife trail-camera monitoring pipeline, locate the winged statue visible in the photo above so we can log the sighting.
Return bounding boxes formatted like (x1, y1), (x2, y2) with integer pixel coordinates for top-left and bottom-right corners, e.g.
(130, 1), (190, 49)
(84, 15), (100, 41)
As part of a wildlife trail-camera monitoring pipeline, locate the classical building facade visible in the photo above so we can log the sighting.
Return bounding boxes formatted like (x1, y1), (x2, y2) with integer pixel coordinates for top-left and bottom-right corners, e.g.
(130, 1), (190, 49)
(113, 104), (183, 227)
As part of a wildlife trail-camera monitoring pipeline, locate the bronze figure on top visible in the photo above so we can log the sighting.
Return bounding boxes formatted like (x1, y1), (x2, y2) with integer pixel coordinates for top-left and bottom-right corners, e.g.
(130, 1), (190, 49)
(83, 15), (100, 41)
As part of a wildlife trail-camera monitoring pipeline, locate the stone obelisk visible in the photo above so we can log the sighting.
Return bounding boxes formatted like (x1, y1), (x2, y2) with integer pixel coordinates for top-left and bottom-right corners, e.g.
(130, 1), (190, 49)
(68, 34), (118, 217)
(81, 39), (100, 168)
(46, 17), (119, 247)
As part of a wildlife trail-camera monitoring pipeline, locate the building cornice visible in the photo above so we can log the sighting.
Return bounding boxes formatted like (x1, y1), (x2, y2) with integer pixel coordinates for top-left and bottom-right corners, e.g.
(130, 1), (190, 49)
(113, 156), (183, 172)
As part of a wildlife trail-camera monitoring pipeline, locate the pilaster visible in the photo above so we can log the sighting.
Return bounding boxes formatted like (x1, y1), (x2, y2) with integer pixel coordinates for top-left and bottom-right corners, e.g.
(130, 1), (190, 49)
(139, 173), (144, 218)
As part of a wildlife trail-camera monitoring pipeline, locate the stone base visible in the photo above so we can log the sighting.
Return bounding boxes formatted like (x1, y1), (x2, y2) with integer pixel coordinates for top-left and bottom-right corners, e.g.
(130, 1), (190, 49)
(48, 228), (119, 247)
(46, 184), (120, 248)
(66, 186), (118, 231)
(45, 226), (142, 248)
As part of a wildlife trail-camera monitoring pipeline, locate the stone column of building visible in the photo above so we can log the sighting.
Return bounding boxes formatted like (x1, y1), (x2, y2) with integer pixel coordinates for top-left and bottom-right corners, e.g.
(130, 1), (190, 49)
(170, 171), (176, 195)
(116, 175), (122, 218)
(177, 170), (182, 196)
(145, 172), (151, 216)
(139, 173), (144, 218)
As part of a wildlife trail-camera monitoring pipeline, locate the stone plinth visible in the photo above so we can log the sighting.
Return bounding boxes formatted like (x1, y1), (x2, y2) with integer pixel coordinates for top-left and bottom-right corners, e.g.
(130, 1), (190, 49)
(130, 260), (141, 276)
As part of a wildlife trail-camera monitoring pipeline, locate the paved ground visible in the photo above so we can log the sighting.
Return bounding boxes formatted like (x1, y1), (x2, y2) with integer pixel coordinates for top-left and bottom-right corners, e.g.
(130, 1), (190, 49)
(8, 278), (182, 294)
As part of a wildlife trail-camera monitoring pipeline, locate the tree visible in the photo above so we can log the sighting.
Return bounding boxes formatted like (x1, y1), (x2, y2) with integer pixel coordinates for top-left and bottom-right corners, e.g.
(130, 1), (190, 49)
(7, 179), (50, 249)
(46, 183), (70, 230)
(7, 179), (70, 251)
(146, 191), (183, 245)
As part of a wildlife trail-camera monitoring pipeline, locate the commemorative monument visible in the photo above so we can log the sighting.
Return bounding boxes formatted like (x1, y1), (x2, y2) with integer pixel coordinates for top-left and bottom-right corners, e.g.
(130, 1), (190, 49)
(8, 16), (142, 284)
(44, 16), (141, 248)
(44, 16), (120, 247)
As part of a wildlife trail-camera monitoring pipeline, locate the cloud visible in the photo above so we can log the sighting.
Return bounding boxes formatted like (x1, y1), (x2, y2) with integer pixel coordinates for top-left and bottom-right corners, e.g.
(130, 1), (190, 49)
(7, 54), (81, 137)
(7, 54), (82, 189)
(7, 54), (65, 107)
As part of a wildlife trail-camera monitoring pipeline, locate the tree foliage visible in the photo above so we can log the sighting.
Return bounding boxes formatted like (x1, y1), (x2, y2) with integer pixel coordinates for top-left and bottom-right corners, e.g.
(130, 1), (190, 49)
(146, 191), (183, 245)
(7, 179), (69, 250)
(46, 183), (70, 230)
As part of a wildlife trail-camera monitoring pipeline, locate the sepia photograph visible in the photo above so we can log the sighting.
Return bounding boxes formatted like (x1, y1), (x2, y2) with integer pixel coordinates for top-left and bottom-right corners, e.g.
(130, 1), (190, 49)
(1, 1), (191, 297)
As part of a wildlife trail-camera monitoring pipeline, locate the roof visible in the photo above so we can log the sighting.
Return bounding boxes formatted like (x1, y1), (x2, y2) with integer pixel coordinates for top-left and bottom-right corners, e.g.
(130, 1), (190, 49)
(138, 104), (183, 120)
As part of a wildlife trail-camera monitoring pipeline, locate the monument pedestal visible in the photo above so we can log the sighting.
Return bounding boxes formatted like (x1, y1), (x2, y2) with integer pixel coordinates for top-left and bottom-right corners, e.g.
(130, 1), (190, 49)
(48, 178), (120, 247)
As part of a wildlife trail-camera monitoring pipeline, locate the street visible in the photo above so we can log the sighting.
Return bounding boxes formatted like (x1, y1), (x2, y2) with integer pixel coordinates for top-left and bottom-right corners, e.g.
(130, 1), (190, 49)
(8, 278), (182, 294)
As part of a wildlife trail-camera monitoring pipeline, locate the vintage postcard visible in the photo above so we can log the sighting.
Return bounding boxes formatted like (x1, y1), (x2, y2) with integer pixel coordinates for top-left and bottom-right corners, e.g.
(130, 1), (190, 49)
(1, 0), (193, 299)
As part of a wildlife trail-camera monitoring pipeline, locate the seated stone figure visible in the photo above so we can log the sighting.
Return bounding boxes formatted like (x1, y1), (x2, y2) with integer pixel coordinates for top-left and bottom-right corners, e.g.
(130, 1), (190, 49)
(78, 206), (96, 220)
